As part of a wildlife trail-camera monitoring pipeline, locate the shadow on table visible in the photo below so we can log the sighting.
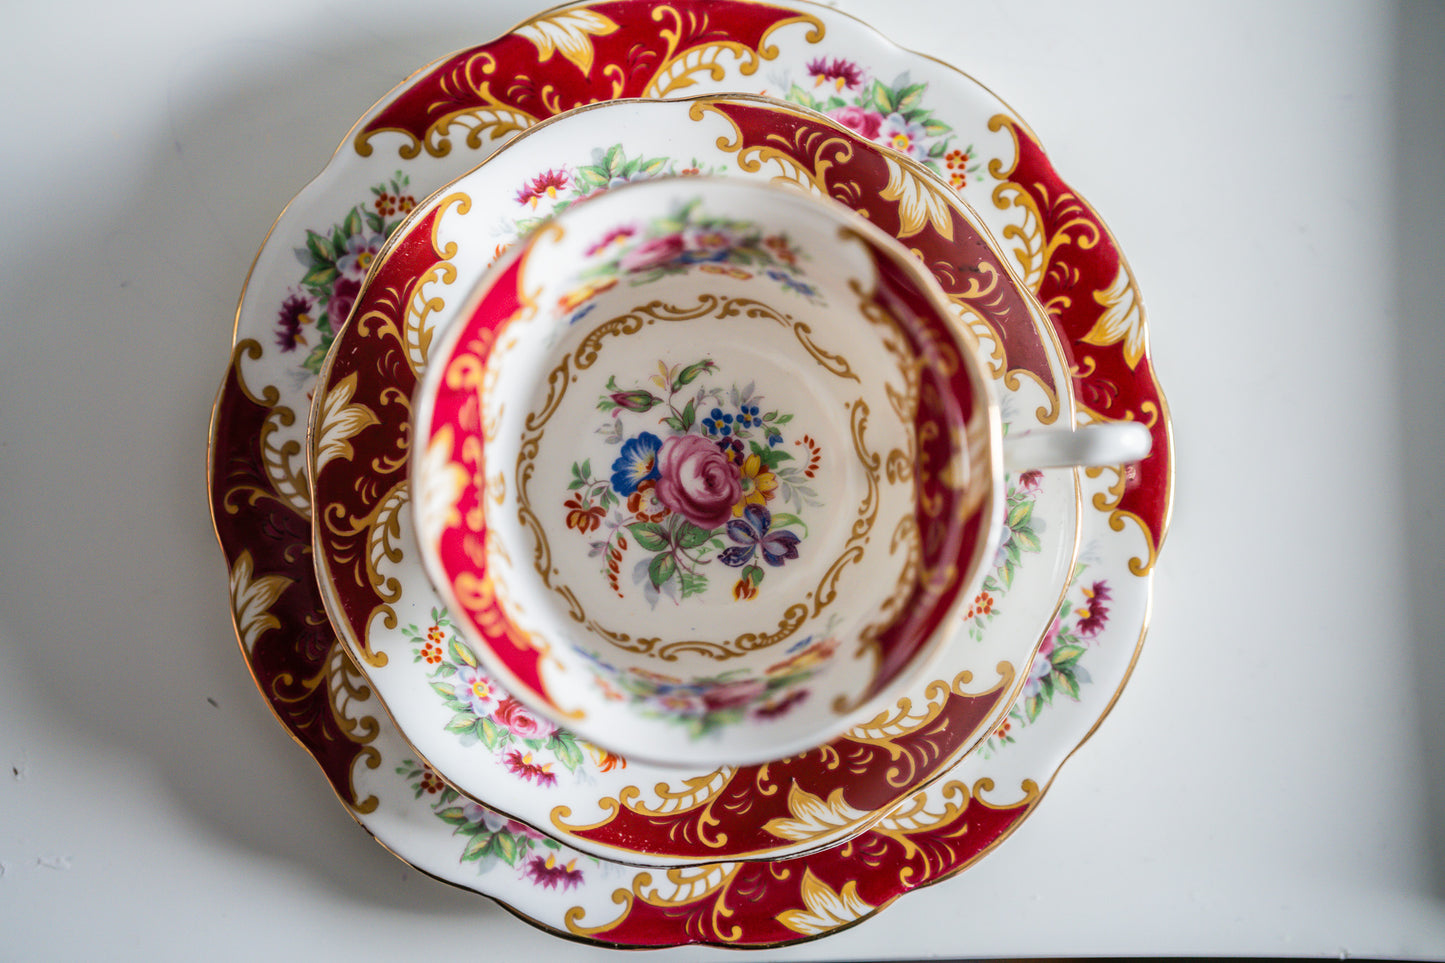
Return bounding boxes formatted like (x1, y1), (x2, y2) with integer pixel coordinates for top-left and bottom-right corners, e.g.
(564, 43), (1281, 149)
(0, 1), (555, 922)
(1395, 0), (1445, 903)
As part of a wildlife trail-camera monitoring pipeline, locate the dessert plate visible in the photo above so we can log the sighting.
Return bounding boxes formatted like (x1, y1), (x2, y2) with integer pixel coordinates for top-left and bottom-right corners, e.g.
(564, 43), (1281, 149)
(309, 95), (1081, 865)
(208, 0), (1171, 947)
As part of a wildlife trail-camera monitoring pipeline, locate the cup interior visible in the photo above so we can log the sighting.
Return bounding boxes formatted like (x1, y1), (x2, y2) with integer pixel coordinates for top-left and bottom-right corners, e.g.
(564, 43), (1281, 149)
(415, 177), (998, 764)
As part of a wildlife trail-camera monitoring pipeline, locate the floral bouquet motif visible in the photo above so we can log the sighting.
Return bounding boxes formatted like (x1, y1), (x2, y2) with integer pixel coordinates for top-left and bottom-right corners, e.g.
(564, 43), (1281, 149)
(565, 356), (823, 607)
(580, 631), (841, 735)
(554, 197), (825, 326)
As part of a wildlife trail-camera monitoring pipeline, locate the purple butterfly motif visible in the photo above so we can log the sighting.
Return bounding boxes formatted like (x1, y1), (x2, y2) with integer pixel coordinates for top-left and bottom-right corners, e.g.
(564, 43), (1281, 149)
(719, 504), (801, 568)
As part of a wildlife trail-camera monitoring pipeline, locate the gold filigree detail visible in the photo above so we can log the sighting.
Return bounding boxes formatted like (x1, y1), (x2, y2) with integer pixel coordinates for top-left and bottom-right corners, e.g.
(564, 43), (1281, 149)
(987, 114), (1102, 296)
(228, 550), (293, 654)
(843, 663), (1014, 789)
(1077, 406), (1163, 575)
(776, 870), (874, 936)
(257, 406), (310, 519)
(988, 179), (1047, 291)
(220, 341), (313, 520)
(515, 8), (619, 77)
(1001, 365), (1063, 427)
(355, 53), (541, 159)
(552, 768), (736, 837)
(365, 482), (409, 600)
(761, 785), (873, 843)
(564, 863), (743, 939)
(693, 99), (850, 200)
(1082, 262), (1147, 369)
(952, 301), (1006, 378)
(417, 426), (468, 544)
(313, 372), (379, 475)
(881, 155), (954, 240)
(270, 639), (381, 812)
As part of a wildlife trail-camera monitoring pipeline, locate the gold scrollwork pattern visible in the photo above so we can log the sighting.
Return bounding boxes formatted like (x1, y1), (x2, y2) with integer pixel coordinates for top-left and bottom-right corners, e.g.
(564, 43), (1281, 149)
(312, 372), (380, 476)
(271, 638), (382, 814)
(760, 785), (873, 844)
(880, 155), (954, 240)
(775, 870), (875, 936)
(1077, 407), (1162, 577)
(564, 862), (744, 939)
(515, 8), (620, 76)
(692, 100), (852, 202)
(228, 550), (293, 654)
(219, 340), (311, 520)
(845, 662), (1014, 789)
(551, 767), (736, 837)
(987, 113), (1103, 296)
(1081, 262), (1147, 369)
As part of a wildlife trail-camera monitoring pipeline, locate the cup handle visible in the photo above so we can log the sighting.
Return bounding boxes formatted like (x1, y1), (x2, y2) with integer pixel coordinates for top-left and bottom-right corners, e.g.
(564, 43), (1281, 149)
(1001, 421), (1153, 474)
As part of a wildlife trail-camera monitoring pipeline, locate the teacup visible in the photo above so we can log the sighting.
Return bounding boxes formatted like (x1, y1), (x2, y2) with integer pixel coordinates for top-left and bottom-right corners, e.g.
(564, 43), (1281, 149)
(412, 176), (1148, 767)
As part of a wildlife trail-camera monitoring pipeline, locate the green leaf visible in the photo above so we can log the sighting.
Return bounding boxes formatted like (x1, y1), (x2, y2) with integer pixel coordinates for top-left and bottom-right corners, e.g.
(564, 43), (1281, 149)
(1054, 668), (1081, 701)
(749, 441), (793, 470)
(435, 806), (471, 826)
(770, 513), (808, 539)
(553, 732), (584, 771)
(680, 398), (696, 431)
(923, 118), (953, 137)
(870, 79), (896, 113)
(679, 571), (709, 599)
(449, 637), (477, 668)
(675, 522), (714, 550)
(1007, 500), (1034, 530)
(430, 681), (454, 700)
(1052, 643), (1087, 668)
(628, 522), (670, 552)
(460, 832), (496, 863)
(444, 713), (475, 735)
(895, 82), (926, 113)
(1012, 528), (1041, 554)
(301, 264), (338, 289)
(494, 831), (519, 866)
(649, 552), (677, 588)
(305, 230), (334, 263)
(787, 83), (818, 110)
(477, 716), (504, 750)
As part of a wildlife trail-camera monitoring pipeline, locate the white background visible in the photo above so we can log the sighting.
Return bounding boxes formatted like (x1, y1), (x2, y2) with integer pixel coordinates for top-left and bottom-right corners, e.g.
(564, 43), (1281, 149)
(2, 0), (1443, 959)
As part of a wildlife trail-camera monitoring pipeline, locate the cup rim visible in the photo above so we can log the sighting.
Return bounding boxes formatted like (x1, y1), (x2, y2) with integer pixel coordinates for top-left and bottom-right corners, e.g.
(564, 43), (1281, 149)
(410, 171), (1005, 767)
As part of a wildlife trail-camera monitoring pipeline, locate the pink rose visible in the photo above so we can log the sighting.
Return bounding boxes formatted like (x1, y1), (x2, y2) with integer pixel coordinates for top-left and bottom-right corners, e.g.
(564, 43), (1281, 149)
(827, 105), (884, 141)
(655, 434), (742, 530)
(619, 233), (686, 273)
(327, 275), (362, 326)
(492, 696), (556, 739)
(702, 678), (768, 712)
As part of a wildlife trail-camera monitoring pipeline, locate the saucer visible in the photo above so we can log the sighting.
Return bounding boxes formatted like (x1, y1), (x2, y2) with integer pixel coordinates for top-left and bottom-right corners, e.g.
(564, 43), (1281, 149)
(310, 95), (1081, 863)
(208, 0), (1171, 946)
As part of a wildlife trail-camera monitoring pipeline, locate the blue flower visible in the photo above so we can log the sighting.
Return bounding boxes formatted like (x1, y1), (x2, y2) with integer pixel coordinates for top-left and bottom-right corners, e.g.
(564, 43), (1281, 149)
(610, 432), (662, 495)
(701, 407), (734, 437)
(767, 269), (816, 298)
(719, 504), (801, 568)
(736, 404), (760, 428)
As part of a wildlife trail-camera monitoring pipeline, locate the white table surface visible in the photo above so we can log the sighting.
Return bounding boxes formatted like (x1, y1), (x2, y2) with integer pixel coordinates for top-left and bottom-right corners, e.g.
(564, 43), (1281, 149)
(3, 0), (1443, 958)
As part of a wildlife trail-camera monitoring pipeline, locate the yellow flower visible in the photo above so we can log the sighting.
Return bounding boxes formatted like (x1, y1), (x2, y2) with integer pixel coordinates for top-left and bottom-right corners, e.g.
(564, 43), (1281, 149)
(733, 453), (778, 515)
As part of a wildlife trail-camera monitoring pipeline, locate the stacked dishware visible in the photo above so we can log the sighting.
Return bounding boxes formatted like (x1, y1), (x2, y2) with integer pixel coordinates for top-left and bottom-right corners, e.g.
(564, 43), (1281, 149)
(208, 0), (1171, 948)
